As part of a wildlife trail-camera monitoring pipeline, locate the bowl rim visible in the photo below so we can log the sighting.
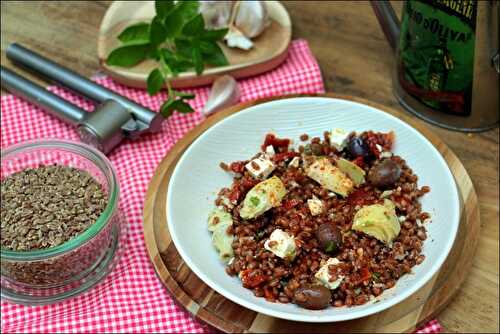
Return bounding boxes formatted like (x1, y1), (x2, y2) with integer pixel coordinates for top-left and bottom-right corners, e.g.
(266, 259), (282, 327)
(1, 139), (119, 261)
(166, 96), (460, 322)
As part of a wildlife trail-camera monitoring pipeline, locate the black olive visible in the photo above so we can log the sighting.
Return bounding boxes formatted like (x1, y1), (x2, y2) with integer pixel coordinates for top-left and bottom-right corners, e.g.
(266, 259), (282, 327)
(347, 137), (371, 158)
(293, 285), (332, 310)
(316, 223), (343, 254)
(367, 159), (402, 188)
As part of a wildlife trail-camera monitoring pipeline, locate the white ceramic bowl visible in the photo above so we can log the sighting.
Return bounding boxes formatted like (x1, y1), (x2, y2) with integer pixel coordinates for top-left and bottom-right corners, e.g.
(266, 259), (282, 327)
(167, 97), (460, 322)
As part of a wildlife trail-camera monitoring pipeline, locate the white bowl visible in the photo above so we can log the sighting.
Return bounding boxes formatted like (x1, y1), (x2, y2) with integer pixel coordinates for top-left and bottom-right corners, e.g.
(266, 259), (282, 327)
(167, 97), (460, 322)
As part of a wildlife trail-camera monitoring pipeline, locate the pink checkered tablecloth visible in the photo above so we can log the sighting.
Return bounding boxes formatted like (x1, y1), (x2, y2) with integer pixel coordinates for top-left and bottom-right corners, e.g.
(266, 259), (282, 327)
(0, 40), (441, 334)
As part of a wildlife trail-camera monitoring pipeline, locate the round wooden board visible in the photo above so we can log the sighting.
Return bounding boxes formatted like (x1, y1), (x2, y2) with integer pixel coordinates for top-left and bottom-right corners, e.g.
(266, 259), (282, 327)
(97, 1), (291, 89)
(143, 94), (480, 333)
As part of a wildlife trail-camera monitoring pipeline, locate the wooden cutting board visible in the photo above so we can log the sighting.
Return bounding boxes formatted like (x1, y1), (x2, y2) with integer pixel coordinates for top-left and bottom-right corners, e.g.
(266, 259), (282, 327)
(143, 94), (480, 333)
(97, 1), (292, 89)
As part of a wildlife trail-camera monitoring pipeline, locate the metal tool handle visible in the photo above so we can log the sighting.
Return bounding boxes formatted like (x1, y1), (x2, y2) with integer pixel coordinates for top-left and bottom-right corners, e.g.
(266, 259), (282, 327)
(6, 43), (163, 132)
(1, 66), (86, 126)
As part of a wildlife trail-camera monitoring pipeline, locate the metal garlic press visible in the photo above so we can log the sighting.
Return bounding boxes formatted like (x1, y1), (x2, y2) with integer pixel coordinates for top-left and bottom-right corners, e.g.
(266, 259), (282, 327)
(1, 43), (164, 154)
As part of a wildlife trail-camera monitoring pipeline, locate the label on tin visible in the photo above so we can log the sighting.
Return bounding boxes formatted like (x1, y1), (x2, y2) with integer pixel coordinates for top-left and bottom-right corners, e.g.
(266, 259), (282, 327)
(397, 0), (477, 115)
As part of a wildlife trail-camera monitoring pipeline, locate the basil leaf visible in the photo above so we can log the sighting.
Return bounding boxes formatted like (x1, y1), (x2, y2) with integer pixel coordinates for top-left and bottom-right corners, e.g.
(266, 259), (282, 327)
(160, 97), (195, 118)
(106, 43), (150, 67)
(172, 99), (195, 114)
(146, 46), (160, 60)
(201, 28), (229, 41)
(176, 91), (195, 99)
(182, 14), (205, 37)
(155, 0), (175, 20)
(175, 0), (200, 21)
(174, 38), (192, 59)
(191, 44), (203, 75)
(117, 22), (150, 43)
(146, 68), (165, 96)
(160, 48), (193, 75)
(150, 16), (167, 46)
(201, 42), (228, 66)
(164, 8), (185, 38)
(160, 98), (176, 118)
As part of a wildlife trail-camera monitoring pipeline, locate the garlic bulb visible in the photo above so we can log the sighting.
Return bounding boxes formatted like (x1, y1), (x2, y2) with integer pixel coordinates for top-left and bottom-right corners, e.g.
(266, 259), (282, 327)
(199, 1), (235, 29)
(224, 27), (254, 50)
(202, 75), (241, 116)
(233, 1), (270, 38)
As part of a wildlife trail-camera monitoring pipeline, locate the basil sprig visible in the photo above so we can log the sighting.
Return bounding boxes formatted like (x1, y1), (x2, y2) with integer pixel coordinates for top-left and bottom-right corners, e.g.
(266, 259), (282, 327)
(106, 0), (229, 118)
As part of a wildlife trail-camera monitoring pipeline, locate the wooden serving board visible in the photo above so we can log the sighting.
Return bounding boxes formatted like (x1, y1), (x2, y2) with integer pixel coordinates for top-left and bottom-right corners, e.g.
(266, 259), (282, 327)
(97, 1), (291, 89)
(143, 94), (480, 333)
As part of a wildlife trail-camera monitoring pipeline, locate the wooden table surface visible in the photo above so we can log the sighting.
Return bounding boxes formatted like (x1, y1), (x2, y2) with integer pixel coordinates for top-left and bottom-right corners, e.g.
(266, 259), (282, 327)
(1, 1), (498, 333)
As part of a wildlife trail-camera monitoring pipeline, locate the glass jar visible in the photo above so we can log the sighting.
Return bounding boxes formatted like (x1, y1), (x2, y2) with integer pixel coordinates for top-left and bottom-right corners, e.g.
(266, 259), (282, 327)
(1, 139), (126, 304)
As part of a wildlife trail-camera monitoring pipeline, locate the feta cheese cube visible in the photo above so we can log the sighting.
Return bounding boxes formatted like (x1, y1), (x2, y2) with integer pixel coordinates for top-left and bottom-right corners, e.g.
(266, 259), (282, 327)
(245, 157), (275, 179)
(315, 258), (344, 290)
(264, 229), (296, 261)
(288, 156), (300, 168)
(307, 196), (324, 216)
(330, 128), (350, 151)
(265, 145), (275, 157)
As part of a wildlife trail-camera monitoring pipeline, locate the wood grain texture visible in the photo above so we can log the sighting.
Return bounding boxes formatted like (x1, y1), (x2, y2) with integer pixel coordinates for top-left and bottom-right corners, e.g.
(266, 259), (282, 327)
(1, 2), (498, 332)
(143, 93), (480, 333)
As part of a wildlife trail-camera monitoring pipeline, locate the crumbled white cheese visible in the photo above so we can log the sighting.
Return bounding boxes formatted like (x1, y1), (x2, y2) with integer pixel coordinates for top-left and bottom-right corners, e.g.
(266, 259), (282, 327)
(375, 144), (383, 152)
(265, 145), (275, 157)
(328, 192), (337, 198)
(245, 156), (275, 179)
(288, 156), (300, 168)
(307, 196), (324, 216)
(416, 219), (422, 227)
(315, 258), (344, 290)
(380, 151), (393, 158)
(264, 229), (296, 261)
(330, 128), (350, 151)
(380, 190), (394, 198)
(228, 257), (235, 265)
(398, 215), (407, 223)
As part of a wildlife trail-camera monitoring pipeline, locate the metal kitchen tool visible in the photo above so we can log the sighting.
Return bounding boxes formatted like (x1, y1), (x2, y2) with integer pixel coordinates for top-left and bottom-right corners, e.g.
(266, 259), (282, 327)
(1, 43), (164, 154)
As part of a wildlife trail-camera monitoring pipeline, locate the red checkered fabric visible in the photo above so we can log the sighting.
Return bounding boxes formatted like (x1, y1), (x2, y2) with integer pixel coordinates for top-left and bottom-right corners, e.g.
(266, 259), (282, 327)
(1, 40), (441, 334)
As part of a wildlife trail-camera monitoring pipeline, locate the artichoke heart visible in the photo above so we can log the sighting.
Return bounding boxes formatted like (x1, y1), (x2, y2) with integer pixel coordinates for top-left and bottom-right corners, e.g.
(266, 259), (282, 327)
(306, 158), (354, 196)
(352, 199), (400, 244)
(336, 158), (366, 186)
(208, 208), (233, 232)
(208, 208), (234, 262)
(240, 176), (287, 220)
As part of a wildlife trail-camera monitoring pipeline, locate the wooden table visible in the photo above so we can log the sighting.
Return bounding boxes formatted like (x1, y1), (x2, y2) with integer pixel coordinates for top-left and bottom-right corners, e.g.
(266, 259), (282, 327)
(1, 1), (498, 332)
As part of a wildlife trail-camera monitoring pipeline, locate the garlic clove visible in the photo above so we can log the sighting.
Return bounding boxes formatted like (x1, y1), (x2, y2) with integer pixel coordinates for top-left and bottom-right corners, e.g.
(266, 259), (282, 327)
(224, 27), (254, 50)
(202, 75), (241, 116)
(234, 1), (270, 38)
(199, 1), (235, 30)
